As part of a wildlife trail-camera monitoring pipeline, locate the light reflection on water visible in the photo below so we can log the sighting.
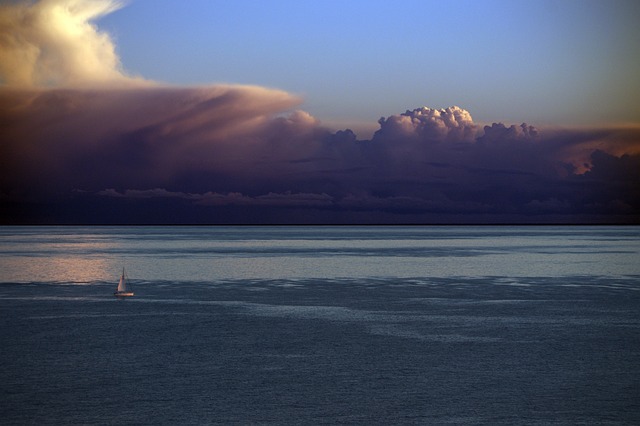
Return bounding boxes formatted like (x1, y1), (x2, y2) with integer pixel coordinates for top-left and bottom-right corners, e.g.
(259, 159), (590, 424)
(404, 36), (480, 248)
(0, 255), (111, 283)
(0, 226), (638, 283)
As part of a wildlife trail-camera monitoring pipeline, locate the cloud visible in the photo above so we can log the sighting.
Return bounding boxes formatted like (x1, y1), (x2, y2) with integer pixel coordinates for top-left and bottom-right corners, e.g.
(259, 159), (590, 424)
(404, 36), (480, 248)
(1, 0), (638, 223)
(98, 188), (334, 207)
(2, 80), (639, 223)
(374, 106), (477, 143)
(0, 85), (306, 195)
(0, 0), (141, 87)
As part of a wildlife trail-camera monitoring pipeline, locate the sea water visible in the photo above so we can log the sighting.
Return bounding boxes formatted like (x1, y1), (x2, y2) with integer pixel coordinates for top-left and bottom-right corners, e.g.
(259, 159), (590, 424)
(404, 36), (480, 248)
(1, 226), (639, 424)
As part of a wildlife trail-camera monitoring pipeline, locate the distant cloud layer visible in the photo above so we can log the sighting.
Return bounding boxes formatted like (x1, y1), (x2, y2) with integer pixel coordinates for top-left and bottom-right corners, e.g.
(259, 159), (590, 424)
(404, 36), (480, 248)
(1, 0), (638, 223)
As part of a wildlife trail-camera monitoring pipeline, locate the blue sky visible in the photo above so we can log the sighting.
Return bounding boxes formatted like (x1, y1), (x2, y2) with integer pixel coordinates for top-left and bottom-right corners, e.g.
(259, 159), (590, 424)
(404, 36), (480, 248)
(100, 0), (640, 131)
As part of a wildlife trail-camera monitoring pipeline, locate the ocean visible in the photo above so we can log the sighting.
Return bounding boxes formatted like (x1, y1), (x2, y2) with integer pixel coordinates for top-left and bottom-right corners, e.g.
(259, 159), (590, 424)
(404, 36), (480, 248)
(1, 226), (639, 424)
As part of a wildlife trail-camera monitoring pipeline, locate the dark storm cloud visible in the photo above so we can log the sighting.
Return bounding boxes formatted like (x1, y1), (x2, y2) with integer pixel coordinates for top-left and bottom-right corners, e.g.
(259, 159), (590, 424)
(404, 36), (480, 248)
(0, 85), (303, 193)
(2, 89), (639, 223)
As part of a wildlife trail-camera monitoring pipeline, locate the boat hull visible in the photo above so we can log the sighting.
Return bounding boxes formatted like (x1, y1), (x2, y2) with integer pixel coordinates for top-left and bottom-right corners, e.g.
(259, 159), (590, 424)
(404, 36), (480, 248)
(114, 292), (134, 297)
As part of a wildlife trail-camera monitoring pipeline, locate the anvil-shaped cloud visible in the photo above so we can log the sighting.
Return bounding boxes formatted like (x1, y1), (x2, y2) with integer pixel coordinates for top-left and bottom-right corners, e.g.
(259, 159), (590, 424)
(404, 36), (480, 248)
(1, 0), (638, 223)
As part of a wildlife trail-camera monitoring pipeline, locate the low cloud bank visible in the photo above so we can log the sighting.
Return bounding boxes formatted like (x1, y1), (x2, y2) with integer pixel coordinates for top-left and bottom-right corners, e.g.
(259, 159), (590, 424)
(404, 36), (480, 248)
(2, 88), (638, 223)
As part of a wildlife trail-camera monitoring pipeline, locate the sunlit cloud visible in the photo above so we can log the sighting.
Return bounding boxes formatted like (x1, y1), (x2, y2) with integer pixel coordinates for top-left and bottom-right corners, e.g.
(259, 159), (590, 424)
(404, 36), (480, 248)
(0, 0), (143, 87)
(375, 106), (477, 142)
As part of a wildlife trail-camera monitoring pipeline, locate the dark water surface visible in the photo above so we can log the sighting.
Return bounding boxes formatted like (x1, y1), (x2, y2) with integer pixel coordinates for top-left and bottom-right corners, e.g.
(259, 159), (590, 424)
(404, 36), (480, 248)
(1, 226), (639, 424)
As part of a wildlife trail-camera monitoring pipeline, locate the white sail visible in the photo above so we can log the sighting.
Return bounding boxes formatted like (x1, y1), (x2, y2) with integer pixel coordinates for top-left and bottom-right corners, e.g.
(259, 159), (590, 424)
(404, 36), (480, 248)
(117, 269), (127, 292)
(114, 267), (133, 296)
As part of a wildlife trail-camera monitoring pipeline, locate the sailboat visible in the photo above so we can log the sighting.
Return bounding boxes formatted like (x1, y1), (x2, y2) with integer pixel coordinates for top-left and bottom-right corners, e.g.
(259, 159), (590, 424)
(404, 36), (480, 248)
(114, 267), (134, 297)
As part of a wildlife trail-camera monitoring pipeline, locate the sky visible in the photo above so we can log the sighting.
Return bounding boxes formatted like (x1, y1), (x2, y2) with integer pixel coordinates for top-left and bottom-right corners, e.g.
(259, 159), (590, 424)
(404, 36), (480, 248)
(98, 0), (640, 131)
(0, 0), (639, 224)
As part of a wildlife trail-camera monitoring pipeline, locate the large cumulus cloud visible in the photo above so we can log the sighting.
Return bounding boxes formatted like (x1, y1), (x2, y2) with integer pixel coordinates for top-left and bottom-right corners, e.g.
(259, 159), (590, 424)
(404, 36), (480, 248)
(375, 106), (477, 143)
(0, 0), (139, 87)
(1, 0), (638, 224)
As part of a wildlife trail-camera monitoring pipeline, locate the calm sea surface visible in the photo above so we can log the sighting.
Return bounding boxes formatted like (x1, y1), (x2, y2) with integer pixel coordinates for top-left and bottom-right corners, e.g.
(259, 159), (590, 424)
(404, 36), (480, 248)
(1, 226), (639, 424)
